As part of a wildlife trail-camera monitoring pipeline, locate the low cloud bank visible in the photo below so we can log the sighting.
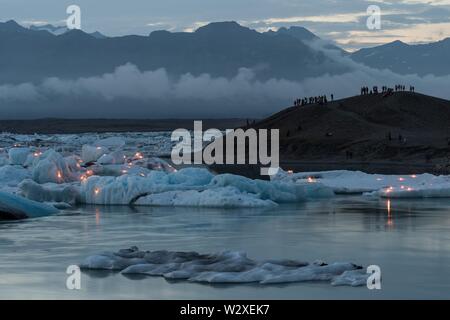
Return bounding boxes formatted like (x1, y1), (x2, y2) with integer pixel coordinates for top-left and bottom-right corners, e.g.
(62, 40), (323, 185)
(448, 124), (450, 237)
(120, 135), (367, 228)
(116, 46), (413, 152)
(0, 48), (449, 118)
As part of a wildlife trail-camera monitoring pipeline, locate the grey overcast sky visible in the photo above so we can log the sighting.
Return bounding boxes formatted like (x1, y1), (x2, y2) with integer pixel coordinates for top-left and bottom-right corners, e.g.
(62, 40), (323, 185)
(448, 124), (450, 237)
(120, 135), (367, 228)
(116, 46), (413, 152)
(1, 0), (450, 50)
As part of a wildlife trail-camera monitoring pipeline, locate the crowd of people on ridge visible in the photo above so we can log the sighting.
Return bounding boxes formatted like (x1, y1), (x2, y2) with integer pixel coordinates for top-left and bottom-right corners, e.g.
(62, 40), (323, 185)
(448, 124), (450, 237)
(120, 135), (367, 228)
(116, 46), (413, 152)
(293, 85), (416, 107)
(293, 94), (333, 107)
(361, 84), (415, 96)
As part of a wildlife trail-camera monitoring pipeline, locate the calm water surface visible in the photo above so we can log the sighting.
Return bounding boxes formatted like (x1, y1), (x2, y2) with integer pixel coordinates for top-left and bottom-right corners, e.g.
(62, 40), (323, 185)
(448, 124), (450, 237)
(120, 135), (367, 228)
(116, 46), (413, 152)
(0, 196), (449, 299)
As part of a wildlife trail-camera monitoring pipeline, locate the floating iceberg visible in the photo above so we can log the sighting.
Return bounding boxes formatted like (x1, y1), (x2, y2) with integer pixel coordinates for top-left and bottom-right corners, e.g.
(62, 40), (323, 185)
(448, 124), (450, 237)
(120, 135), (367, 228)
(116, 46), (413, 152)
(369, 184), (450, 198)
(32, 150), (82, 184)
(78, 168), (213, 205)
(211, 174), (334, 202)
(0, 191), (59, 220)
(80, 247), (368, 286)
(79, 168), (334, 207)
(19, 179), (79, 205)
(135, 187), (278, 208)
(273, 168), (450, 198)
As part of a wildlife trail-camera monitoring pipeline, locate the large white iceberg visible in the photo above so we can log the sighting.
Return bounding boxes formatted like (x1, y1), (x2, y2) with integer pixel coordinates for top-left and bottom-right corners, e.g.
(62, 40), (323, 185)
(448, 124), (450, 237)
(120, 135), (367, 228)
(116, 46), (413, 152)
(80, 247), (369, 286)
(79, 168), (334, 207)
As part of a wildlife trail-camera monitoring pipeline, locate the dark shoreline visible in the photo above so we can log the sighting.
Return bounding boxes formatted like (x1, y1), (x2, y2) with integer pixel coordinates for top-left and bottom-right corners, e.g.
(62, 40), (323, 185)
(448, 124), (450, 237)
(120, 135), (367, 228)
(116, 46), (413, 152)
(0, 118), (249, 134)
(0, 118), (442, 176)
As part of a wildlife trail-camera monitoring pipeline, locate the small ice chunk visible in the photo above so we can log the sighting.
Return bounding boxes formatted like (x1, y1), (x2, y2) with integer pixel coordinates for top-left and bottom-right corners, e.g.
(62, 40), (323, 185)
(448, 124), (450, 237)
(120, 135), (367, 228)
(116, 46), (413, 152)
(331, 269), (369, 286)
(97, 150), (126, 165)
(81, 145), (109, 163)
(133, 157), (176, 173)
(80, 251), (147, 270)
(0, 165), (32, 188)
(8, 147), (31, 166)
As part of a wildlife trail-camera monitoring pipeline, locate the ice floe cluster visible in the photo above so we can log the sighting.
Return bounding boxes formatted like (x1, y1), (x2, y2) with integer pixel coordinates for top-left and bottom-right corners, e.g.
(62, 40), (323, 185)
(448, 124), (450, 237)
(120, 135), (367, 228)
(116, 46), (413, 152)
(80, 247), (369, 286)
(3, 132), (450, 219)
(273, 169), (450, 198)
(0, 135), (334, 219)
(0, 132), (173, 158)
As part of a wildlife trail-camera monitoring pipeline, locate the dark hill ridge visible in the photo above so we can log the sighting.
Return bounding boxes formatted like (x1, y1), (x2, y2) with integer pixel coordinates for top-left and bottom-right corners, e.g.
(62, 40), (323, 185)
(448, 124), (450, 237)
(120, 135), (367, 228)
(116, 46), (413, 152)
(208, 92), (450, 178)
(253, 92), (450, 166)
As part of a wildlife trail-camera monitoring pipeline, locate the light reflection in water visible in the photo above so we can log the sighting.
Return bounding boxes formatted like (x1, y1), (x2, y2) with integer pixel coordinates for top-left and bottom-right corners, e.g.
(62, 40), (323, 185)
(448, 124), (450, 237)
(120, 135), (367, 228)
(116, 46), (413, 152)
(386, 199), (394, 228)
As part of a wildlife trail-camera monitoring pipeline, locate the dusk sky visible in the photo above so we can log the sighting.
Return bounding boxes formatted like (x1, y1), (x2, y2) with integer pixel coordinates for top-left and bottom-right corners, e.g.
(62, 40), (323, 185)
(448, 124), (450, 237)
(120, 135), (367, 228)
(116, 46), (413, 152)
(1, 0), (450, 50)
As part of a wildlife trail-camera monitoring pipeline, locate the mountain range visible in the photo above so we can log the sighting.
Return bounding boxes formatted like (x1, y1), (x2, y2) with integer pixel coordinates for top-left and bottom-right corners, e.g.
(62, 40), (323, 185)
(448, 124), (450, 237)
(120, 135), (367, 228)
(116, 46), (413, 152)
(351, 38), (450, 76)
(0, 20), (347, 84)
(29, 23), (107, 39)
(1, 19), (449, 86)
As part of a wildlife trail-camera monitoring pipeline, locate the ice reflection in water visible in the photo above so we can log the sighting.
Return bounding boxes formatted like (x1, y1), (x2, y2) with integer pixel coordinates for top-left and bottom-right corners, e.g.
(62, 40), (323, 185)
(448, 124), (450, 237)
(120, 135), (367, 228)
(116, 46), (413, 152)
(0, 196), (449, 299)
